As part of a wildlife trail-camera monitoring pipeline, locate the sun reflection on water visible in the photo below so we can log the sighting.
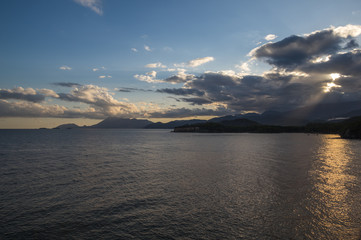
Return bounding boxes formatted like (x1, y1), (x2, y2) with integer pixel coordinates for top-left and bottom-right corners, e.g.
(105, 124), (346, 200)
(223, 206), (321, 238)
(309, 136), (358, 239)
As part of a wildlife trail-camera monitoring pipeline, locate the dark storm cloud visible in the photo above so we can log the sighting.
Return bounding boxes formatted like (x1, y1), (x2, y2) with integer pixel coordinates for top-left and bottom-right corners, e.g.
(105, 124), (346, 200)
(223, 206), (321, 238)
(156, 88), (205, 96)
(300, 50), (361, 76)
(344, 39), (359, 49)
(53, 82), (82, 87)
(149, 107), (234, 118)
(117, 87), (153, 92)
(252, 29), (355, 68)
(336, 76), (361, 92)
(180, 97), (213, 105)
(163, 71), (322, 112)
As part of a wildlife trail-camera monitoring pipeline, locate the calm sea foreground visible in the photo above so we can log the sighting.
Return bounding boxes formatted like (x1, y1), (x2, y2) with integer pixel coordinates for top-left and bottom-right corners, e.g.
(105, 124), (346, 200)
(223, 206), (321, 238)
(0, 129), (360, 239)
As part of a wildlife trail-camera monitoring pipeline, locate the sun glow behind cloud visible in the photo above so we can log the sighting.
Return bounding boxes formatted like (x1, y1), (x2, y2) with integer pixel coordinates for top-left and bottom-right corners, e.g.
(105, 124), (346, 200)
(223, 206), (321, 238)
(324, 73), (342, 92)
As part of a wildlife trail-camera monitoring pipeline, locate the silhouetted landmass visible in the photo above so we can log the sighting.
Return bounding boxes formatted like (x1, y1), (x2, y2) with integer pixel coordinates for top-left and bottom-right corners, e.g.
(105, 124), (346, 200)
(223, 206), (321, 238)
(174, 116), (361, 139)
(208, 101), (361, 126)
(90, 117), (153, 129)
(49, 101), (361, 139)
(174, 118), (304, 133)
(145, 119), (207, 129)
(53, 123), (80, 129)
(339, 117), (361, 139)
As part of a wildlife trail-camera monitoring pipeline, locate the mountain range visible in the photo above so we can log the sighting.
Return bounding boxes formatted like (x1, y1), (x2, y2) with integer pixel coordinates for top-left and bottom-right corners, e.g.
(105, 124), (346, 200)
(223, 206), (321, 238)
(54, 101), (361, 129)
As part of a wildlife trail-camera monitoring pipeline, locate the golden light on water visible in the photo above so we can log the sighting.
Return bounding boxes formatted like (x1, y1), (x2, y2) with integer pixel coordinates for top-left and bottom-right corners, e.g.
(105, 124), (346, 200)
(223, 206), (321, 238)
(310, 136), (358, 239)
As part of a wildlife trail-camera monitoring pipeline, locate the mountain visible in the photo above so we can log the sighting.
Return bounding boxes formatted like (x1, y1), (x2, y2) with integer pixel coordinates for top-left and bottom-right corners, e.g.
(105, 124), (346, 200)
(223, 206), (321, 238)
(174, 117), (303, 133)
(145, 119), (207, 129)
(219, 118), (260, 127)
(213, 101), (361, 126)
(53, 123), (80, 129)
(90, 117), (153, 128)
(52, 101), (361, 130)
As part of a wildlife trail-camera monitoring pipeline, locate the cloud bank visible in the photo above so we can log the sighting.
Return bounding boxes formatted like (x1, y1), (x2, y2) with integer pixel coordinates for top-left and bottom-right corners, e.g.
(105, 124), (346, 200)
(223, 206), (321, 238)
(3, 25), (361, 120)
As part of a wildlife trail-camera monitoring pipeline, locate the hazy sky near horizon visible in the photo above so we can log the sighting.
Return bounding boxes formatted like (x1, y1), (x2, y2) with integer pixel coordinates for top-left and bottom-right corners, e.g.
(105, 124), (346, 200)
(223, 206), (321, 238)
(1, 0), (361, 128)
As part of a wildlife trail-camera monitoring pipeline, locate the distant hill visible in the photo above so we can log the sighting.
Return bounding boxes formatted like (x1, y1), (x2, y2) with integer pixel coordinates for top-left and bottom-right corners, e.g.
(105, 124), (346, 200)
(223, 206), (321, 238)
(209, 101), (361, 126)
(145, 119), (207, 129)
(174, 117), (303, 133)
(53, 123), (80, 129)
(90, 117), (153, 128)
(219, 118), (260, 127)
(51, 101), (361, 130)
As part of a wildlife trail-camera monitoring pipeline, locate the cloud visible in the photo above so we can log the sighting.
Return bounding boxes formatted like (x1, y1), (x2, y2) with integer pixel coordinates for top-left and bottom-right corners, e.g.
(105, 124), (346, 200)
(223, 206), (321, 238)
(158, 70), (323, 112)
(330, 24), (361, 38)
(54, 82), (82, 87)
(55, 84), (148, 118)
(134, 71), (164, 83)
(131, 48), (138, 52)
(74, 0), (103, 15)
(265, 34), (277, 41)
(57, 85), (125, 107)
(4, 24), (361, 120)
(163, 70), (195, 84)
(145, 62), (167, 68)
(300, 50), (361, 76)
(187, 56), (214, 67)
(156, 88), (205, 96)
(0, 100), (68, 118)
(0, 84), (163, 119)
(180, 97), (213, 105)
(0, 99), (129, 119)
(0, 87), (58, 103)
(236, 61), (251, 72)
(250, 25), (361, 69)
(117, 87), (153, 93)
(144, 45), (152, 52)
(148, 106), (233, 118)
(92, 66), (105, 72)
(98, 75), (112, 79)
(59, 65), (72, 70)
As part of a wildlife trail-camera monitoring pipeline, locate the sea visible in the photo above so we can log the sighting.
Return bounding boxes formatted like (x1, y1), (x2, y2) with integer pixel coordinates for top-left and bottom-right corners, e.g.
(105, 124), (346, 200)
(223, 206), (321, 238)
(0, 129), (360, 239)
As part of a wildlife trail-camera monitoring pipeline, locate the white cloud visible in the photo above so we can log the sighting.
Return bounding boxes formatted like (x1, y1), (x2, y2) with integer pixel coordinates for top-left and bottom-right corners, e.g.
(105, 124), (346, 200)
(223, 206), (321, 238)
(147, 71), (157, 78)
(0, 87), (58, 102)
(93, 66), (105, 72)
(265, 34), (277, 41)
(333, 24), (361, 38)
(236, 62), (251, 72)
(164, 69), (195, 84)
(305, 24), (361, 38)
(131, 48), (138, 52)
(0, 85), (164, 119)
(74, 0), (103, 15)
(145, 62), (167, 68)
(144, 45), (152, 52)
(134, 71), (163, 83)
(38, 89), (59, 98)
(187, 56), (214, 67)
(98, 75), (112, 79)
(59, 65), (72, 70)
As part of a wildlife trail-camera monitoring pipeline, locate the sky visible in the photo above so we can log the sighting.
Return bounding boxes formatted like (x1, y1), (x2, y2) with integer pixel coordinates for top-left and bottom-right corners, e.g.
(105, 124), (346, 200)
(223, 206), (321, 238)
(1, 0), (361, 128)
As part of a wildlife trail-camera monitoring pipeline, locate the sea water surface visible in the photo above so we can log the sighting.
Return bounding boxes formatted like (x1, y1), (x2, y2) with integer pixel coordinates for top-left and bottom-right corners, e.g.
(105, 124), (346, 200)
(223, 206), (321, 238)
(0, 129), (360, 239)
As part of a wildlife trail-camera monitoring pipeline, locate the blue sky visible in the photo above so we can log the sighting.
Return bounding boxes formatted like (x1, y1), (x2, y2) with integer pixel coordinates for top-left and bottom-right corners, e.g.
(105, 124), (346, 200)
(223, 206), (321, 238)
(1, 0), (361, 128)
